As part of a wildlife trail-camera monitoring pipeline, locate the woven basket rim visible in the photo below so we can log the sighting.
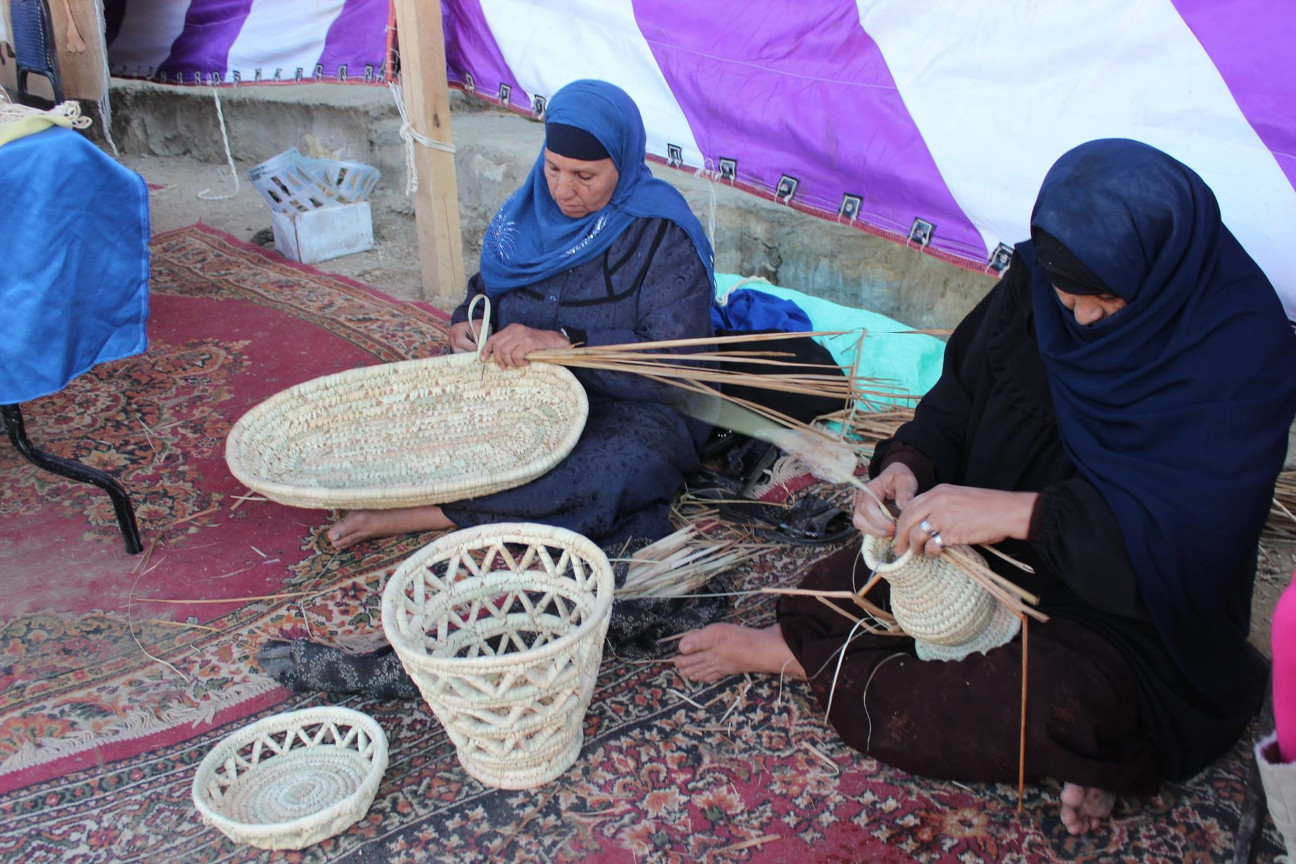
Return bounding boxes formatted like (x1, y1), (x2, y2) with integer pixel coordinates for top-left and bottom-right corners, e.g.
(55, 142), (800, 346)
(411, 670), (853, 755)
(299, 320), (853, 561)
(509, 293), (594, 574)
(861, 533), (929, 573)
(190, 706), (388, 843)
(381, 522), (615, 672)
(224, 353), (589, 508)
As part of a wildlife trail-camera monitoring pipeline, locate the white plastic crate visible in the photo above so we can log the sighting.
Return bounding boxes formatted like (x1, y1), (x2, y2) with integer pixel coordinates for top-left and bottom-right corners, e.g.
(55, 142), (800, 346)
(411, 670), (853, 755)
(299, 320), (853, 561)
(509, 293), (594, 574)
(271, 202), (374, 264)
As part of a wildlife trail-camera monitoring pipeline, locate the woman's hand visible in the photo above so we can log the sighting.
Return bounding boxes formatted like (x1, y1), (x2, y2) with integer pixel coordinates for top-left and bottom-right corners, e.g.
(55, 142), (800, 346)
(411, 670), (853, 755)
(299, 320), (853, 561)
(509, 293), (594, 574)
(480, 323), (571, 368)
(892, 484), (1038, 557)
(852, 462), (919, 537)
(449, 321), (480, 354)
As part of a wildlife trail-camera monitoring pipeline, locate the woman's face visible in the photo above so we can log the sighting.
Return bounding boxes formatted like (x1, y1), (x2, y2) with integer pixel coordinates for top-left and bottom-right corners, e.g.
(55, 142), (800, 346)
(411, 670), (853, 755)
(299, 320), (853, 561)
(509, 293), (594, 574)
(1053, 287), (1128, 326)
(544, 149), (619, 218)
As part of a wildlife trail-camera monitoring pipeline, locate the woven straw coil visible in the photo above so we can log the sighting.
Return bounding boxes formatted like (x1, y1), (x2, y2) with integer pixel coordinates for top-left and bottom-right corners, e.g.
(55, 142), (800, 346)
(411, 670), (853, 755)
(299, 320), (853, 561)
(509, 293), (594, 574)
(224, 336), (588, 510)
(191, 706), (388, 850)
(382, 522), (614, 789)
(861, 535), (1021, 662)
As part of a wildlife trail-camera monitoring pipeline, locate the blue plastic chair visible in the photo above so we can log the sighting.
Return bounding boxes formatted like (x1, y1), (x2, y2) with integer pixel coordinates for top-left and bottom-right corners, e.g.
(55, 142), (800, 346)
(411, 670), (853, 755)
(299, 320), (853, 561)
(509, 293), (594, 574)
(11, 0), (64, 107)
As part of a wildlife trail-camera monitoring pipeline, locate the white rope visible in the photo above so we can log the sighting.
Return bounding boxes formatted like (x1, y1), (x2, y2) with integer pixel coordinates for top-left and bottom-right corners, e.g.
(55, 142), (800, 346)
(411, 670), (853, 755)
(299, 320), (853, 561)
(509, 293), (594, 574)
(91, 0), (118, 156)
(695, 161), (718, 254)
(388, 80), (455, 196)
(198, 86), (240, 201)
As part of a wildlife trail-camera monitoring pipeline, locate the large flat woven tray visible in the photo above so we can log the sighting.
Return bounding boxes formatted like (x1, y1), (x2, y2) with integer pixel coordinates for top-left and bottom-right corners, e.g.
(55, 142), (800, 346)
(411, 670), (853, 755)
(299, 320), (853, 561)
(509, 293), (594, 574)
(225, 352), (588, 510)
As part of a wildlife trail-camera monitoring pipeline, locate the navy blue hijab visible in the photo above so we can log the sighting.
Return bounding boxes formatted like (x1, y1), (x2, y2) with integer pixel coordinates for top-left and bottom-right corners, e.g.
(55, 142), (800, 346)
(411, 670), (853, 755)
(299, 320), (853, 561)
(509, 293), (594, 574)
(478, 80), (714, 295)
(1022, 139), (1296, 699)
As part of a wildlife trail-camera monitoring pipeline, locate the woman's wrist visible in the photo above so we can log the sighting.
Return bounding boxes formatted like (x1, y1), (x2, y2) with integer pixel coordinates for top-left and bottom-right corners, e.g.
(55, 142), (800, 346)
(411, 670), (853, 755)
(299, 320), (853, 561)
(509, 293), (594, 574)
(1009, 491), (1040, 540)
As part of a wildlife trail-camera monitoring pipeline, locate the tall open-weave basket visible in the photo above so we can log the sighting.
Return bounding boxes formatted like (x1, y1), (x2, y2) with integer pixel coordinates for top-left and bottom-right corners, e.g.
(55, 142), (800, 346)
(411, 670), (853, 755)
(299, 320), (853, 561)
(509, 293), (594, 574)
(381, 522), (615, 789)
(224, 297), (588, 509)
(191, 706), (388, 850)
(861, 535), (1021, 661)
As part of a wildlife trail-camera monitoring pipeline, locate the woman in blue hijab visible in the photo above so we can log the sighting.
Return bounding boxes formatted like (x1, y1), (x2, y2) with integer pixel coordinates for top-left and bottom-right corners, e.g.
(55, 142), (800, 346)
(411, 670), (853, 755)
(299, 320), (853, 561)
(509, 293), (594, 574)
(326, 79), (715, 550)
(676, 139), (1296, 836)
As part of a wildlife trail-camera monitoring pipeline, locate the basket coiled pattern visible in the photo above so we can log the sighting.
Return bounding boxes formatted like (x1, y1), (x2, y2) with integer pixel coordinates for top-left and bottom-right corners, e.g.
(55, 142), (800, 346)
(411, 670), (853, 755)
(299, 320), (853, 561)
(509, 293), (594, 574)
(861, 535), (1021, 661)
(382, 523), (615, 789)
(191, 707), (388, 850)
(224, 351), (589, 509)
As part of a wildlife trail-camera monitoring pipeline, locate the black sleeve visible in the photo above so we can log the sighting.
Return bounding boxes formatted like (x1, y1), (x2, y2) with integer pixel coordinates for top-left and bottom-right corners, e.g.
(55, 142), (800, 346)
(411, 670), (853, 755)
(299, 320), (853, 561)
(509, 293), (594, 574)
(868, 272), (1009, 484)
(1029, 478), (1148, 620)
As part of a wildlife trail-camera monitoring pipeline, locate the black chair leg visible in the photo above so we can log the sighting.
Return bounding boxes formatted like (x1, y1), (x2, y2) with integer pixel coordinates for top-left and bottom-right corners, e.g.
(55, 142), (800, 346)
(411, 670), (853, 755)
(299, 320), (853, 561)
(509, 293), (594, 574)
(2, 403), (144, 554)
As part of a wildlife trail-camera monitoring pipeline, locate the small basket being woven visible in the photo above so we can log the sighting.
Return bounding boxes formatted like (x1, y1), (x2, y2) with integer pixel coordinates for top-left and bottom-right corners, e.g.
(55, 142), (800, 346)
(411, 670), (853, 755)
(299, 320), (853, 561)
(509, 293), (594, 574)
(861, 535), (1021, 662)
(224, 299), (588, 509)
(382, 522), (615, 789)
(191, 706), (388, 850)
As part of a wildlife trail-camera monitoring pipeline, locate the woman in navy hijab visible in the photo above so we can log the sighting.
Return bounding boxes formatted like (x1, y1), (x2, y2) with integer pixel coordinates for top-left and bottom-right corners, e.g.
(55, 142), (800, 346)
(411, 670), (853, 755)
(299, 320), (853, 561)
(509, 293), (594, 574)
(676, 139), (1296, 836)
(326, 79), (714, 550)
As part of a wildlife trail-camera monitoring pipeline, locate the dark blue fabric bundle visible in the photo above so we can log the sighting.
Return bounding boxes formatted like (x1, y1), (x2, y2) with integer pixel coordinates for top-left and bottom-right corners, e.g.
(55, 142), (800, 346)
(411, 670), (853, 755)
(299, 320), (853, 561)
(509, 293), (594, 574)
(710, 287), (812, 333)
(478, 79), (713, 295)
(1022, 138), (1296, 699)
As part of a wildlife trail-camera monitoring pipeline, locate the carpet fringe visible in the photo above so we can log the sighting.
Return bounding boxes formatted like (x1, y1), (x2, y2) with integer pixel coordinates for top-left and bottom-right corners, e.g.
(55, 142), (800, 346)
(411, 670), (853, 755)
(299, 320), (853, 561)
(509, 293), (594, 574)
(0, 678), (280, 778)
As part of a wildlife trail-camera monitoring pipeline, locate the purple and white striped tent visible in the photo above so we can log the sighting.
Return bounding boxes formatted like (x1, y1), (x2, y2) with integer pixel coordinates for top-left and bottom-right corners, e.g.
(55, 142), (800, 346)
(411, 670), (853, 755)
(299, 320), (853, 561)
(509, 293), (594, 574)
(103, 0), (391, 85)
(105, 0), (1296, 319)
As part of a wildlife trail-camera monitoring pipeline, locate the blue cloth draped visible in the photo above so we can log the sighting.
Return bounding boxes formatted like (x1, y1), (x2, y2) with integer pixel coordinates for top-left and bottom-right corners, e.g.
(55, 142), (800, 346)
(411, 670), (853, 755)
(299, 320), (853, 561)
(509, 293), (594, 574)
(478, 79), (713, 295)
(0, 127), (150, 404)
(1025, 138), (1296, 698)
(710, 287), (812, 333)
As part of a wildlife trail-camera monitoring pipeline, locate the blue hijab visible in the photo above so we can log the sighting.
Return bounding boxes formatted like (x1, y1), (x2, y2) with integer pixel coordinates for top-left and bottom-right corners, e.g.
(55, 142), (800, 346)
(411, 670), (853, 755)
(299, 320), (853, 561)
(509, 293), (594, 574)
(1024, 139), (1296, 698)
(478, 80), (714, 295)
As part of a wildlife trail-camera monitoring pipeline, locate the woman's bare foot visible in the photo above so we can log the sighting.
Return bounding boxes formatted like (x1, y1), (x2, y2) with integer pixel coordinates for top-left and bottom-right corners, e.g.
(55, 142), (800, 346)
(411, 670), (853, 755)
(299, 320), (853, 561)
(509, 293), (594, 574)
(1059, 783), (1116, 835)
(674, 623), (806, 682)
(327, 505), (454, 550)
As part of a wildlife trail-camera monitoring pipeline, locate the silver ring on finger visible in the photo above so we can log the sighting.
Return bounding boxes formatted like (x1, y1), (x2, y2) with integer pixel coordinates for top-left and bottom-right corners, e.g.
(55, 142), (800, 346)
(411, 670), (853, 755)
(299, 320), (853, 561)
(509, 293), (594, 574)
(930, 532), (944, 550)
(919, 519), (935, 536)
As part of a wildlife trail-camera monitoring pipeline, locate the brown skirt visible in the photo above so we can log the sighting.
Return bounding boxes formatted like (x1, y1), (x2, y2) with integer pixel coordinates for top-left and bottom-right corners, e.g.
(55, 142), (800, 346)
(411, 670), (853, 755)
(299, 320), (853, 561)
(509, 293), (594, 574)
(778, 545), (1160, 794)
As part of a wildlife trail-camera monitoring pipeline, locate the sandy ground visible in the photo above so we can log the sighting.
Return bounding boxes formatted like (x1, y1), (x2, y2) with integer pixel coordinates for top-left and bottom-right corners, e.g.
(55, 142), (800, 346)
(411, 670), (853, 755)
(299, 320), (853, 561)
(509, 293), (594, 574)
(121, 151), (427, 303)
(1251, 536), (1296, 657)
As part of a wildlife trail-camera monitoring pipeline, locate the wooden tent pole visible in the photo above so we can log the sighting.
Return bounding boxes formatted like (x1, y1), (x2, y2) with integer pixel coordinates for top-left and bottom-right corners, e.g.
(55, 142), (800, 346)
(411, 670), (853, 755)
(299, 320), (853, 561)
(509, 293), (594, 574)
(390, 0), (465, 307)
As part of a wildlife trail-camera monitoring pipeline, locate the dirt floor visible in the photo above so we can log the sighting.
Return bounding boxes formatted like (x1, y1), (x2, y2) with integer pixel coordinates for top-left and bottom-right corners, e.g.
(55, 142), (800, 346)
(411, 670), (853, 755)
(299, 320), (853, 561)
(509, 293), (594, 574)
(1251, 534), (1296, 657)
(121, 151), (428, 303)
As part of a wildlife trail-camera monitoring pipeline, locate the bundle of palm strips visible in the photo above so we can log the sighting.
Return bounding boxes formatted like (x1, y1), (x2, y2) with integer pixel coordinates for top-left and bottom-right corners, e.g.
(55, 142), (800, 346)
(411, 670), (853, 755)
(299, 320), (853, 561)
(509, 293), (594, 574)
(529, 330), (905, 435)
(614, 524), (763, 600)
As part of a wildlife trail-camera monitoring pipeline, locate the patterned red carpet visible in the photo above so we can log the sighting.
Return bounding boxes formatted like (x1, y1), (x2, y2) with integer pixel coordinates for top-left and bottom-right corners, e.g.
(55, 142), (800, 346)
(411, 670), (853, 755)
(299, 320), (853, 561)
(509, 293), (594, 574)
(0, 225), (1281, 862)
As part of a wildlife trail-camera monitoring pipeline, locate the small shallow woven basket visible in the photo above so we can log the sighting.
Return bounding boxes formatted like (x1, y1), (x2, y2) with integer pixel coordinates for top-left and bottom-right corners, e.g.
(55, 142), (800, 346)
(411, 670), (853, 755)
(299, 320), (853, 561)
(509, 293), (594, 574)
(381, 522), (614, 789)
(224, 350), (588, 510)
(861, 535), (1020, 662)
(191, 706), (388, 850)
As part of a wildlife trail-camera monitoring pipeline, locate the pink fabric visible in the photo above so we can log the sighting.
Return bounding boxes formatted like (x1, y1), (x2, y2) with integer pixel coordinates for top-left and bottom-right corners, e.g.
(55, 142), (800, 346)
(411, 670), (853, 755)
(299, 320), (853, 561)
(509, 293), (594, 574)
(1273, 571), (1296, 761)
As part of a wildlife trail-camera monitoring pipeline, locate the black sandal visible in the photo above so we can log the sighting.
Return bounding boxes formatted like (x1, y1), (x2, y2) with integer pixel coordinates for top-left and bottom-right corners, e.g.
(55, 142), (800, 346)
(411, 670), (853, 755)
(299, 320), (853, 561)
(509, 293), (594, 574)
(718, 493), (855, 546)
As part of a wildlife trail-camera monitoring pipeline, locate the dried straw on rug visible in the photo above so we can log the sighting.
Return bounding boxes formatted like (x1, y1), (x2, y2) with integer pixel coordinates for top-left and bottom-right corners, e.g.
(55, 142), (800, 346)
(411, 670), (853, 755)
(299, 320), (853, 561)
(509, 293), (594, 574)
(0, 226), (1286, 862)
